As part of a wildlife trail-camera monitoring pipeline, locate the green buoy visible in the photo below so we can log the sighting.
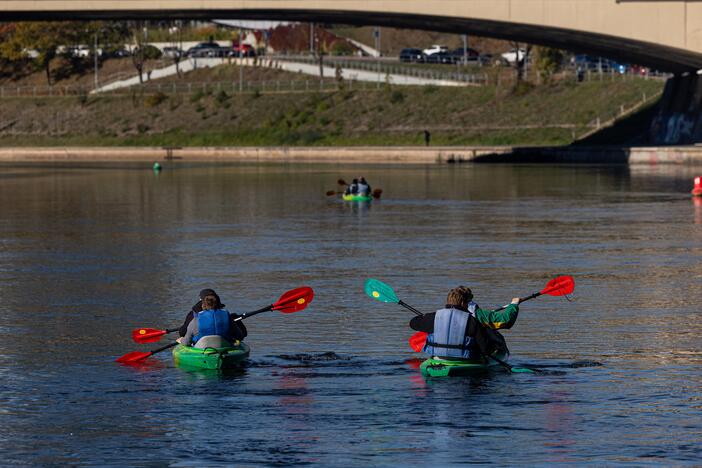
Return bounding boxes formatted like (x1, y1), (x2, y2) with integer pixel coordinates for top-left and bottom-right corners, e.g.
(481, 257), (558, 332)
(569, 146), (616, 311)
(153, 162), (162, 172)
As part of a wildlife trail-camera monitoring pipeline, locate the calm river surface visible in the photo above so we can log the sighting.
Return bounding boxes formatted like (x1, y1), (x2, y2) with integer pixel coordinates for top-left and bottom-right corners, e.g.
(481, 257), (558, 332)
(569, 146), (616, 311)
(0, 162), (700, 466)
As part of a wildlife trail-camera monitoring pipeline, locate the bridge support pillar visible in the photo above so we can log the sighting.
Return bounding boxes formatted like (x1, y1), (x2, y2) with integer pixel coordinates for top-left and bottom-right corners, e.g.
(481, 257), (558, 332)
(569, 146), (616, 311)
(649, 73), (702, 144)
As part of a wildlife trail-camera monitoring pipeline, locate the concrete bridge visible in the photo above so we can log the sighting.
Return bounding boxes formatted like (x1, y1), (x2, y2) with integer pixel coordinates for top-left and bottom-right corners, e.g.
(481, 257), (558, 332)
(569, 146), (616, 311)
(3, 1), (702, 73)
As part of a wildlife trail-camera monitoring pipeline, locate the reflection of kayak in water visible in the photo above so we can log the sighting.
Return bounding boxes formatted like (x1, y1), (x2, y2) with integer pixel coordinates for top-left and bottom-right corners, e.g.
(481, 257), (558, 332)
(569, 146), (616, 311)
(172, 342), (250, 370)
(420, 352), (509, 377)
(342, 193), (373, 202)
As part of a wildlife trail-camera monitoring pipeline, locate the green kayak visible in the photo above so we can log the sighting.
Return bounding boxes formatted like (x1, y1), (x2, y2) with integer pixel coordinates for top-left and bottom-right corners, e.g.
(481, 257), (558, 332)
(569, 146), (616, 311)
(172, 342), (250, 370)
(420, 352), (509, 377)
(342, 193), (372, 202)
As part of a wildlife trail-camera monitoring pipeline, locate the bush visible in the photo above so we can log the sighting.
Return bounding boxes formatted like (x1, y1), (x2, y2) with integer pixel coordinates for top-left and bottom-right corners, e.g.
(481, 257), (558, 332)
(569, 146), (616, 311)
(144, 92), (167, 107)
(389, 90), (405, 104)
(423, 85), (439, 94)
(330, 40), (355, 56)
(137, 123), (150, 134)
(215, 89), (230, 104)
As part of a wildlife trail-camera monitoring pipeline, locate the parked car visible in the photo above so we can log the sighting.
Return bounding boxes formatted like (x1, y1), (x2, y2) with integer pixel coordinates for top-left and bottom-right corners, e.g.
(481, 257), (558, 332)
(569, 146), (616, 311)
(424, 51), (453, 64)
(231, 43), (255, 57)
(423, 44), (448, 56)
(186, 42), (226, 58)
(573, 55), (627, 74)
(399, 48), (424, 63)
(448, 47), (490, 65)
(162, 46), (182, 59)
(501, 48), (528, 64)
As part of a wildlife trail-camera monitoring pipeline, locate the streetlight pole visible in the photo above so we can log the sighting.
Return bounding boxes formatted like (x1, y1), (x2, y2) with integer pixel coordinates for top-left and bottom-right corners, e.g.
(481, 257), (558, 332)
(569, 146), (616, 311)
(93, 31), (99, 90)
(239, 27), (243, 93)
(374, 26), (381, 88)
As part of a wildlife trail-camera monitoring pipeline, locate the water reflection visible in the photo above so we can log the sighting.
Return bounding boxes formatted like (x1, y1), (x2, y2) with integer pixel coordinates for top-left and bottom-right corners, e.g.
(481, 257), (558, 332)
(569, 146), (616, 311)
(0, 162), (700, 465)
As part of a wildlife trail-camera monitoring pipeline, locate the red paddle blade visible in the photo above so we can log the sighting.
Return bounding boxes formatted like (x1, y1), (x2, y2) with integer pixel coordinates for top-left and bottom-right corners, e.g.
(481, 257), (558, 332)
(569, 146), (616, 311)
(115, 351), (153, 363)
(372, 189), (383, 199)
(540, 275), (575, 296)
(409, 332), (428, 352)
(337, 179), (347, 186)
(272, 286), (314, 313)
(132, 328), (167, 344)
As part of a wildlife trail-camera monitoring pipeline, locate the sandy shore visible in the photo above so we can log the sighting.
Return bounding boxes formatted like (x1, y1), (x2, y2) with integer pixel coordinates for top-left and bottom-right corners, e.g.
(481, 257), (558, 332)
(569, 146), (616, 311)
(1, 145), (702, 165)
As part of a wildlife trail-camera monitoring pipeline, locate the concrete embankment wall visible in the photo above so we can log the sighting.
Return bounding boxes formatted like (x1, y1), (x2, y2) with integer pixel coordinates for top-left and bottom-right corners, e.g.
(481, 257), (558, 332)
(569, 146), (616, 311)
(1, 146), (702, 165)
(0, 146), (511, 164)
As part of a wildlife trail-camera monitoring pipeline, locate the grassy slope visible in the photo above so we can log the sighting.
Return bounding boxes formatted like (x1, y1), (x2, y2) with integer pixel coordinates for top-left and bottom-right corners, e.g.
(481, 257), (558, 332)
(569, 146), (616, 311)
(0, 63), (663, 147)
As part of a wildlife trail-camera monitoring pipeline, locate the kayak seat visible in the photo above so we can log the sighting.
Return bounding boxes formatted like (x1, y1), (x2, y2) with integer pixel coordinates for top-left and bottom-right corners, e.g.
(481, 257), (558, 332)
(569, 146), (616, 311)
(194, 335), (232, 349)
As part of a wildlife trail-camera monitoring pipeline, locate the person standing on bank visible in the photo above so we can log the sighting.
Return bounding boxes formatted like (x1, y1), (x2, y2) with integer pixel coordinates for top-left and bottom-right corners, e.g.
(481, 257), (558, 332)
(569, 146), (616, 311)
(177, 289), (247, 345)
(409, 286), (519, 360)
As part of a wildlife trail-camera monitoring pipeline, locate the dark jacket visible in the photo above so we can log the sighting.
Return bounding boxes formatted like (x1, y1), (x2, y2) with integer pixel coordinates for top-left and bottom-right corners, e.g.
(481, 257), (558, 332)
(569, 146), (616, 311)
(409, 304), (510, 356)
(179, 300), (247, 341)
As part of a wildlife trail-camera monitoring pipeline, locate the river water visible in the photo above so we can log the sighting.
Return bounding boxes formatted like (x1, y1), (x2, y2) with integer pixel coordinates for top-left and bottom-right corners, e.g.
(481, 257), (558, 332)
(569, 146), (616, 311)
(0, 162), (700, 466)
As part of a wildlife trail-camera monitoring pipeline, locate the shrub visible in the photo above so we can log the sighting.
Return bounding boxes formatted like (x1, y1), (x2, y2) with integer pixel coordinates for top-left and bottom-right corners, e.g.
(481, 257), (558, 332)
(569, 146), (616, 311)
(144, 92), (167, 108)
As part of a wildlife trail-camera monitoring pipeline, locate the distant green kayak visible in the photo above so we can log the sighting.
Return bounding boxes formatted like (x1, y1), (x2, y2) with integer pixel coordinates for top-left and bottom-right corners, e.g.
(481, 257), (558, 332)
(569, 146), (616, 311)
(342, 193), (372, 202)
(420, 352), (509, 377)
(172, 342), (250, 370)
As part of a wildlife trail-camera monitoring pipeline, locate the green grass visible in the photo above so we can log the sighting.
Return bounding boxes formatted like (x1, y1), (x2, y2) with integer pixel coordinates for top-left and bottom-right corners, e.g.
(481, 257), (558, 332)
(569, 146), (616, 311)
(0, 72), (664, 147)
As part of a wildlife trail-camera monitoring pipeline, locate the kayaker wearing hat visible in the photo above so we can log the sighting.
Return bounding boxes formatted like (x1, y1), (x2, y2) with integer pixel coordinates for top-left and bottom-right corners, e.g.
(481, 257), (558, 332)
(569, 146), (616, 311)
(409, 286), (519, 360)
(344, 178), (359, 196)
(176, 289), (247, 345)
(357, 177), (371, 196)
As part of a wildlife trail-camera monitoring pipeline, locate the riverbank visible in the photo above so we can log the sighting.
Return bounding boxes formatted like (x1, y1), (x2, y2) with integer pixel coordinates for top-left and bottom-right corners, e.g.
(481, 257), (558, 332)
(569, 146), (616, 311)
(2, 145), (702, 165)
(0, 70), (663, 147)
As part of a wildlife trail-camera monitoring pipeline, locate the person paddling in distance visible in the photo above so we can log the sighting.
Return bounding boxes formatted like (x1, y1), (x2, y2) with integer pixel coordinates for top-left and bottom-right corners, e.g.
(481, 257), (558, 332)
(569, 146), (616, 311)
(409, 286), (519, 360)
(344, 178), (359, 196)
(177, 289), (247, 346)
(357, 177), (371, 196)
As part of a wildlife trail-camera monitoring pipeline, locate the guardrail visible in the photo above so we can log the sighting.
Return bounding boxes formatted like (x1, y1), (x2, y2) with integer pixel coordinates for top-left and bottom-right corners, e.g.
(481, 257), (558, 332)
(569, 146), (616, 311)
(270, 55), (488, 85)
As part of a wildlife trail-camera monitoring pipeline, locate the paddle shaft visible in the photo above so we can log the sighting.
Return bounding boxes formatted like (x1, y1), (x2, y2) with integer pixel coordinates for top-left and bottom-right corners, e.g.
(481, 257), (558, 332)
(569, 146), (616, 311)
(233, 305), (272, 321)
(493, 291), (541, 312)
(399, 300), (423, 317)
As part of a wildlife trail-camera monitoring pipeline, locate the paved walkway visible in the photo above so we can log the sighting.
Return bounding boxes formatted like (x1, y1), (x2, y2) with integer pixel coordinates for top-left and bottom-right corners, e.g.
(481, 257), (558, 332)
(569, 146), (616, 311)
(93, 57), (472, 93)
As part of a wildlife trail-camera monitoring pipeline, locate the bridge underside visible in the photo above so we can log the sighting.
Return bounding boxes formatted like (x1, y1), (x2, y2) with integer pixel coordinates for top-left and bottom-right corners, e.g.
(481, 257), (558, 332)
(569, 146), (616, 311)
(3, 9), (702, 73)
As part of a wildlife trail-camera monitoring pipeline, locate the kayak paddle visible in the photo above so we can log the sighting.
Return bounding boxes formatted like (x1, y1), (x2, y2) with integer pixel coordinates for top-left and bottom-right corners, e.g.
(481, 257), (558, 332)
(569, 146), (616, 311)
(364, 277), (575, 374)
(119, 286), (314, 362)
(406, 275), (575, 353)
(131, 286), (315, 344)
(116, 342), (179, 364)
(364, 278), (424, 316)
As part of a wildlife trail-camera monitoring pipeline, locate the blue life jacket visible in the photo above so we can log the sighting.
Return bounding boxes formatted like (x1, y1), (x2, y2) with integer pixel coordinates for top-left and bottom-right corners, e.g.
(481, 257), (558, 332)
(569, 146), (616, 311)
(423, 302), (480, 359)
(192, 308), (232, 345)
(357, 183), (370, 195)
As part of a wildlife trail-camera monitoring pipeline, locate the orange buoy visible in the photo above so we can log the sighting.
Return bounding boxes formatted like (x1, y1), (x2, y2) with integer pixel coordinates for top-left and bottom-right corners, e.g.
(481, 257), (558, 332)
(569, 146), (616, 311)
(693, 176), (702, 197)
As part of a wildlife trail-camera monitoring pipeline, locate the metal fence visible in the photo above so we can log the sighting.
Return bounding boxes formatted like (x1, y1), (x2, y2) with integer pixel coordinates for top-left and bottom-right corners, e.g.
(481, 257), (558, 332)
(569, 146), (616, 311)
(0, 79), (413, 98)
(271, 55), (488, 85)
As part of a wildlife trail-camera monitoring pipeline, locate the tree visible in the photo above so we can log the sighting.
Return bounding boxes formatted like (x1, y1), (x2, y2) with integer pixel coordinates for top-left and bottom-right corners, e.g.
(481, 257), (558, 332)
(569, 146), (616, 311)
(131, 22), (162, 84)
(534, 47), (565, 84)
(509, 41), (533, 84)
(0, 22), (70, 85)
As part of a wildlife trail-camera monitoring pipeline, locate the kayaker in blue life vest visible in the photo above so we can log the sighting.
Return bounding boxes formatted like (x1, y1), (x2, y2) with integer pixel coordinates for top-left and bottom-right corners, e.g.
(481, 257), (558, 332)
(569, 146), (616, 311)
(409, 286), (519, 359)
(357, 177), (371, 196)
(345, 178), (359, 195)
(177, 289), (247, 346)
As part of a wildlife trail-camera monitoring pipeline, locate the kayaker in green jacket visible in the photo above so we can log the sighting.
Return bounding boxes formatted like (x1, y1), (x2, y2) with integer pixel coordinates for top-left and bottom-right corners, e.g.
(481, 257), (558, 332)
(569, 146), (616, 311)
(409, 286), (519, 359)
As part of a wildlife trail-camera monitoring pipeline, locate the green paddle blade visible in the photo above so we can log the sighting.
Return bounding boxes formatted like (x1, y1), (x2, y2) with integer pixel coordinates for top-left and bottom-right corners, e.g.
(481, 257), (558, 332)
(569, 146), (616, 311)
(364, 278), (399, 303)
(510, 367), (536, 374)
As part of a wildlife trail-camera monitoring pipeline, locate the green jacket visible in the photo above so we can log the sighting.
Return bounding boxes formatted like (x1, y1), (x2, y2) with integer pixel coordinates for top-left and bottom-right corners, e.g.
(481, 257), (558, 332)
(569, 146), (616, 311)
(474, 303), (519, 330)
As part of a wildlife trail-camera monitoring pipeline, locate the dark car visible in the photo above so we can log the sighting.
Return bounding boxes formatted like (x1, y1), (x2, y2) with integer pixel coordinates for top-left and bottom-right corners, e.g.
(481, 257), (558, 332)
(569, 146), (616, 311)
(399, 48), (424, 63)
(424, 51), (453, 64)
(186, 42), (226, 58)
(448, 47), (490, 65)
